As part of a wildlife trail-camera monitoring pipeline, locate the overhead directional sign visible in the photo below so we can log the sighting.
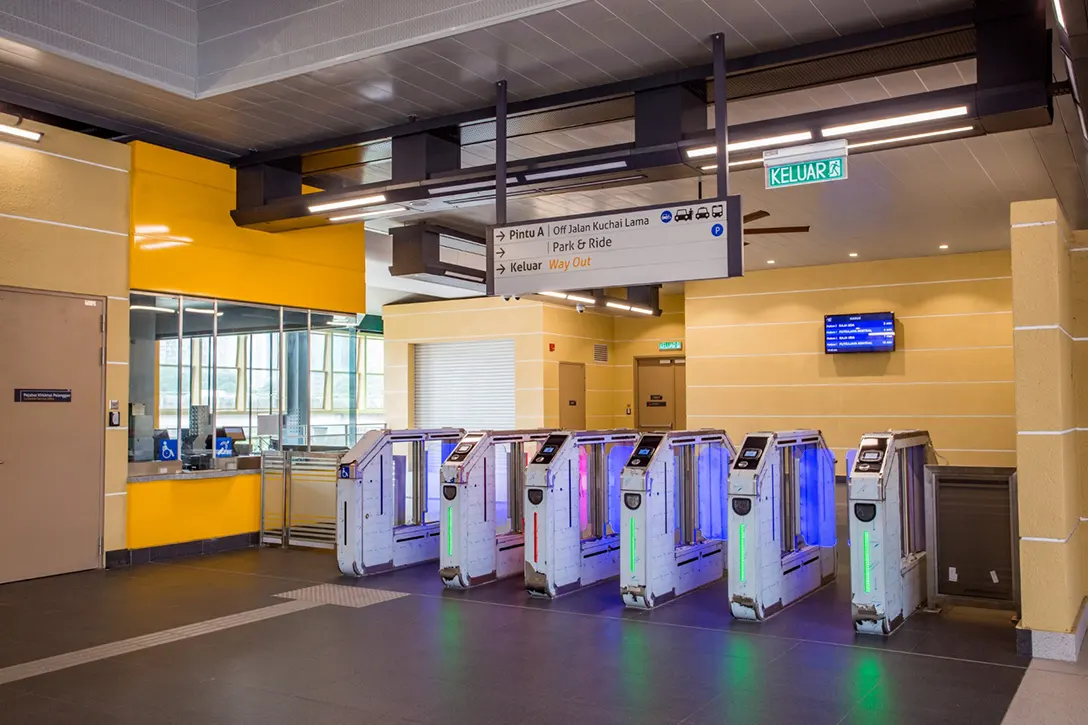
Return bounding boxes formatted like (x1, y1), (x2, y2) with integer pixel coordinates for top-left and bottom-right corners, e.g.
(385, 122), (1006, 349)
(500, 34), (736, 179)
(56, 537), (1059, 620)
(488, 196), (742, 296)
(763, 139), (848, 190)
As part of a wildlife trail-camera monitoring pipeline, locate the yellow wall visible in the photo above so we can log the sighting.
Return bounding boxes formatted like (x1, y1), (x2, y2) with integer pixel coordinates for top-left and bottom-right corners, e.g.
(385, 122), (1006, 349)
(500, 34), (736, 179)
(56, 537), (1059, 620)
(685, 251), (1015, 474)
(0, 118), (131, 554)
(129, 142), (366, 313)
(1010, 199), (1086, 637)
(126, 475), (261, 549)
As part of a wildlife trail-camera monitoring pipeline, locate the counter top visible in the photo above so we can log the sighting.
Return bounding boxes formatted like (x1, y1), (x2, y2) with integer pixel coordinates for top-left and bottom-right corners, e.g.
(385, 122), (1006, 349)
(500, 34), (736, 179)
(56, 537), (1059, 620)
(127, 469), (260, 483)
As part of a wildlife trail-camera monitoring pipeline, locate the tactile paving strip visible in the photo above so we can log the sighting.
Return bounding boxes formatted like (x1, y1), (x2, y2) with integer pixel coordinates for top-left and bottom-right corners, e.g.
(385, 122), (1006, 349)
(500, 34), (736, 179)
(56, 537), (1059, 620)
(0, 599), (321, 685)
(274, 584), (409, 608)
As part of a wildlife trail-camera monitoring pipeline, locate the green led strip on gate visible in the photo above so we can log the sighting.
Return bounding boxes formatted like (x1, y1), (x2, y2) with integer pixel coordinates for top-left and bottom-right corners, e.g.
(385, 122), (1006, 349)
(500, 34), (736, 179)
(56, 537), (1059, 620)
(738, 523), (746, 583)
(629, 518), (636, 573)
(863, 530), (871, 594)
(447, 507), (453, 557)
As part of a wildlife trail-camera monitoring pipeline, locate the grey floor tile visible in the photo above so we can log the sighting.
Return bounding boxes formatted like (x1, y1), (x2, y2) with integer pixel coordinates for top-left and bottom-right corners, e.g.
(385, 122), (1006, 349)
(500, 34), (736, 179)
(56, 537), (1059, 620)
(683, 691), (851, 725)
(1001, 668), (1088, 725)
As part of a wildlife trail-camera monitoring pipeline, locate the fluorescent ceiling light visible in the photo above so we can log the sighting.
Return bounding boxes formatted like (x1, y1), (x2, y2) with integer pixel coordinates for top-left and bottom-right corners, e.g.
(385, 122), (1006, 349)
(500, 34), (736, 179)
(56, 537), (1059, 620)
(849, 253), (858, 258)
(939, 244), (949, 250)
(308, 194), (387, 214)
(539, 291), (568, 299)
(700, 158), (764, 171)
(686, 131), (814, 159)
(767, 260), (776, 265)
(630, 306), (654, 315)
(821, 106), (969, 137)
(1054, 0), (1066, 29)
(605, 301), (631, 311)
(185, 307), (221, 316)
(135, 224), (170, 235)
(329, 206), (405, 222)
(130, 305), (176, 314)
(524, 161), (628, 181)
(0, 122), (42, 142)
(566, 294), (596, 305)
(846, 126), (975, 150)
(443, 270), (485, 282)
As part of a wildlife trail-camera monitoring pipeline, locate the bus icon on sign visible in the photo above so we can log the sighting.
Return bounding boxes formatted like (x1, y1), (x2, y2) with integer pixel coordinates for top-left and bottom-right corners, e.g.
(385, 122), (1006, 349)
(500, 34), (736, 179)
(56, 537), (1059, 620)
(660, 210), (672, 223)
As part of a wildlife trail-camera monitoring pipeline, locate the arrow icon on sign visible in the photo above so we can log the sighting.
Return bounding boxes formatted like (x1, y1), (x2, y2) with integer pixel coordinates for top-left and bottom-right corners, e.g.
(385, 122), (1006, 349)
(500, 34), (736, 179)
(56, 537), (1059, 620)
(497, 230), (506, 241)
(498, 264), (506, 274)
(498, 247), (506, 258)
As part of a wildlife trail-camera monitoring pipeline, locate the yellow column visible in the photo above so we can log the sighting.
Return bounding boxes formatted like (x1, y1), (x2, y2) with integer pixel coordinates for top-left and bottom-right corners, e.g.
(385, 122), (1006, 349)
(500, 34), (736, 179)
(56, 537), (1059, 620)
(1011, 199), (1085, 640)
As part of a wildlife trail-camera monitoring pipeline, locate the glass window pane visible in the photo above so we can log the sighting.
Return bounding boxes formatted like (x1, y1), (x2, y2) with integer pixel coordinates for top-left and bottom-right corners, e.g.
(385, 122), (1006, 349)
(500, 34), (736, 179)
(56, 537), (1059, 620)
(310, 371), (326, 409)
(160, 338), (179, 365)
(310, 332), (326, 371)
(251, 333), (279, 369)
(365, 337), (383, 374)
(159, 362), (179, 411)
(216, 368), (238, 409)
(216, 336), (238, 366)
(250, 369), (278, 410)
(332, 334), (352, 372)
(365, 374), (384, 410)
(332, 372), (353, 409)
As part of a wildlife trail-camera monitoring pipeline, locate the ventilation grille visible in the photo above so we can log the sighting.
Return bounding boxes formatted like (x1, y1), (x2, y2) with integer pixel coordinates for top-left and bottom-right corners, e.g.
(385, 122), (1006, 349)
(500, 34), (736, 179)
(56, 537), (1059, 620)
(593, 344), (609, 363)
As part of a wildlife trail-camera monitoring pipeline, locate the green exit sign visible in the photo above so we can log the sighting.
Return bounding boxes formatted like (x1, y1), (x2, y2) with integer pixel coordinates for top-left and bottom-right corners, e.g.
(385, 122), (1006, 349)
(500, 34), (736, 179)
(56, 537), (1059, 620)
(659, 341), (683, 351)
(766, 156), (846, 189)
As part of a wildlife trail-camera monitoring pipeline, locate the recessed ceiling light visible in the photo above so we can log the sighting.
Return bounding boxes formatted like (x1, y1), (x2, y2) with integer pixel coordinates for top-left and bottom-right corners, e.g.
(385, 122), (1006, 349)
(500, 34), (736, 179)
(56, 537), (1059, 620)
(767, 260), (776, 264)
(821, 106), (969, 137)
(605, 301), (632, 311)
(849, 253), (858, 257)
(538, 291), (567, 299)
(308, 194), (387, 214)
(686, 131), (814, 159)
(939, 244), (949, 250)
(566, 294), (596, 305)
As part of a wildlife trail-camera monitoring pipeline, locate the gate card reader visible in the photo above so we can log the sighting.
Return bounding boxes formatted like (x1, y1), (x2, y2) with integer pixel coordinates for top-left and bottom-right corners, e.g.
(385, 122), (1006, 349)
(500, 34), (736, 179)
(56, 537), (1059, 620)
(336, 428), (463, 577)
(523, 430), (638, 598)
(849, 430), (934, 635)
(728, 430), (837, 621)
(621, 430), (736, 609)
(439, 429), (553, 589)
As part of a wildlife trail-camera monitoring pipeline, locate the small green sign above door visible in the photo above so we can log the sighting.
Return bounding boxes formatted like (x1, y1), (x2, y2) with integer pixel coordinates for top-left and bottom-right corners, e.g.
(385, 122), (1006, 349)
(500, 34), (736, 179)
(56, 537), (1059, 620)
(766, 157), (846, 189)
(658, 341), (683, 351)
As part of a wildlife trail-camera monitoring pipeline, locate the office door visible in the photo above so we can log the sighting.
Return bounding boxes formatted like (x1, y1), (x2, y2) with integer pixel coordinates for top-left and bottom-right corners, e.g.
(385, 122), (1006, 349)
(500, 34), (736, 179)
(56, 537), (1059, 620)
(636, 357), (684, 430)
(558, 362), (586, 430)
(0, 288), (104, 583)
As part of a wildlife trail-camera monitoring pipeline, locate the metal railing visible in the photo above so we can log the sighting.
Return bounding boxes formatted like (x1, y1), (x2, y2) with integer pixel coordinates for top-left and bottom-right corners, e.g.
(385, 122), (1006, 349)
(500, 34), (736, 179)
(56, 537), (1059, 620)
(260, 449), (345, 549)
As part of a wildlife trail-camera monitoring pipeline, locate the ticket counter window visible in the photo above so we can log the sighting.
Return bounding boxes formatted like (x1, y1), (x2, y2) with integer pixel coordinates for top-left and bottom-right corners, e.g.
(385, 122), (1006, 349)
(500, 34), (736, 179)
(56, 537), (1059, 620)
(127, 292), (386, 472)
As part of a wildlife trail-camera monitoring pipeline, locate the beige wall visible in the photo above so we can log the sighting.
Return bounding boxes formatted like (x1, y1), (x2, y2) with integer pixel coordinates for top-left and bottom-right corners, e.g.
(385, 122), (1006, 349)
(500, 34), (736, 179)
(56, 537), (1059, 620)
(0, 118), (131, 554)
(383, 297), (545, 429)
(384, 294), (687, 432)
(1011, 199), (1086, 636)
(685, 251), (1015, 474)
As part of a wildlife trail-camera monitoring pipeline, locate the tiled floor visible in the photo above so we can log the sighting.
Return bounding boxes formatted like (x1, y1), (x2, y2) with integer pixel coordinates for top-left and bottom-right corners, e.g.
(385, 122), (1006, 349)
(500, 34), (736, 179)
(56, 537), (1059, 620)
(0, 541), (1033, 725)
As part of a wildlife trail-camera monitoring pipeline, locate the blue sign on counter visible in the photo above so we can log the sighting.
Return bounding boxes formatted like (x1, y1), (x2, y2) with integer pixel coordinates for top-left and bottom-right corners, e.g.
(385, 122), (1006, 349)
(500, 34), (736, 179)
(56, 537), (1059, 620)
(215, 438), (233, 458)
(158, 439), (178, 461)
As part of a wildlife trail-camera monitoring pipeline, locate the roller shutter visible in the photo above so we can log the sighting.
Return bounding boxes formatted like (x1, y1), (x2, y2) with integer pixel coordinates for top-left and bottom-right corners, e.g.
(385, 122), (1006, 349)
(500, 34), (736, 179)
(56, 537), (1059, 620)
(414, 340), (516, 430)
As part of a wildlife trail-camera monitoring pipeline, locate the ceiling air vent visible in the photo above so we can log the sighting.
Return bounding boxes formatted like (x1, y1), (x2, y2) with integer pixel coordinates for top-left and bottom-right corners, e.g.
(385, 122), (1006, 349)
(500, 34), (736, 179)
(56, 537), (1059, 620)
(593, 344), (609, 363)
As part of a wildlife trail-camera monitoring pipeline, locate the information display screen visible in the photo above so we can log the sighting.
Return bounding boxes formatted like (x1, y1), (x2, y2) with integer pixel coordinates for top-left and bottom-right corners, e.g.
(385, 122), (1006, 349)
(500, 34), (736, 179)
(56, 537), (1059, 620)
(825, 312), (895, 354)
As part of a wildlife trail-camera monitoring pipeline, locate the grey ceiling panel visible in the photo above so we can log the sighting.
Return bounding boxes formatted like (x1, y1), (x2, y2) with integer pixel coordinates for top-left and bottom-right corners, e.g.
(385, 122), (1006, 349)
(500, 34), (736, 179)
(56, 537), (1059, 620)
(699, 0), (810, 52)
(476, 19), (611, 84)
(593, 0), (710, 66)
(555, 2), (683, 70)
(0, 1), (197, 93)
(803, 0), (882, 34)
(652, 0), (760, 55)
(520, 11), (644, 79)
(743, 0), (839, 45)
